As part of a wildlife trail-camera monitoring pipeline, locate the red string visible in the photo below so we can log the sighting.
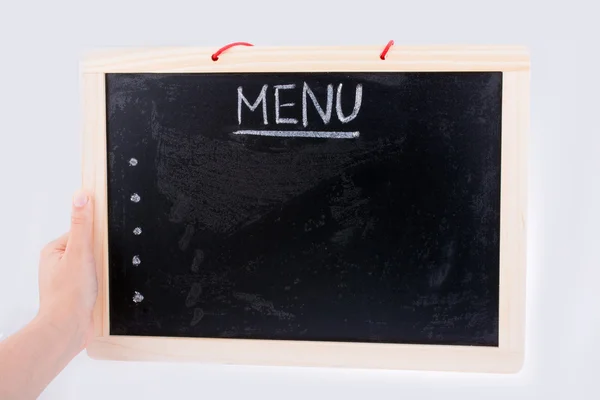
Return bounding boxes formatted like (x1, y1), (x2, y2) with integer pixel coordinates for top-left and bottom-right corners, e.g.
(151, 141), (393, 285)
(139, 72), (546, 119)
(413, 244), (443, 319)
(380, 40), (394, 60)
(213, 41), (392, 61)
(211, 42), (254, 61)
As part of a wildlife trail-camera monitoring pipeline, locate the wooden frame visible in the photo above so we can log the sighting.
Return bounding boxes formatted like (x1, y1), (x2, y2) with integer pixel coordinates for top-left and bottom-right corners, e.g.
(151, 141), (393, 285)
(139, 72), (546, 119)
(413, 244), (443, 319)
(80, 45), (530, 373)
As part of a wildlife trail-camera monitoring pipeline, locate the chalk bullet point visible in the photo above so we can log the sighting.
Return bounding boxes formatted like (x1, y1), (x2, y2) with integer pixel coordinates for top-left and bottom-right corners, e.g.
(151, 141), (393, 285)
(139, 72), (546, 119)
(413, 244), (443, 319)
(133, 291), (144, 303)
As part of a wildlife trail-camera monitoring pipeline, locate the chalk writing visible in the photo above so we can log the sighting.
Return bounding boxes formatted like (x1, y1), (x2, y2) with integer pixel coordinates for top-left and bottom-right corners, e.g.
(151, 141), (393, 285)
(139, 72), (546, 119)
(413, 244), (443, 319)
(302, 82), (333, 127)
(336, 83), (363, 123)
(233, 130), (359, 138)
(274, 84), (298, 124)
(237, 82), (363, 138)
(237, 84), (268, 125)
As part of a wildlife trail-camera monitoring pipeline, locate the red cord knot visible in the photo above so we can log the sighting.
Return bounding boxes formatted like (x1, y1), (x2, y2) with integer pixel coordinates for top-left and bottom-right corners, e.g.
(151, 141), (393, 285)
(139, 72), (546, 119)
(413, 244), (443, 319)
(380, 40), (395, 60)
(211, 42), (254, 61)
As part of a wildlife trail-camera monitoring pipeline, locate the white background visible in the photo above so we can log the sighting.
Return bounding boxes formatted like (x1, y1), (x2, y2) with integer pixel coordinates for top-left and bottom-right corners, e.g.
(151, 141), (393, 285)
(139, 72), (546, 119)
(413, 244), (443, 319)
(0, 0), (598, 398)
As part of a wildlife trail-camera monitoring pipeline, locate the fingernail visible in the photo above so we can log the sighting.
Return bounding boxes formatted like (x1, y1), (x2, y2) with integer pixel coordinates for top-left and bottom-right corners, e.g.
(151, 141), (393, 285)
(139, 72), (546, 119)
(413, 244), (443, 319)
(73, 191), (89, 208)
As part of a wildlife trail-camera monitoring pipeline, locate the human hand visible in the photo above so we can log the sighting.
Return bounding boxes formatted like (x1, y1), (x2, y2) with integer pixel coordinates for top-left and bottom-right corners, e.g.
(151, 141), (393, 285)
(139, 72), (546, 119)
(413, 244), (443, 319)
(0, 191), (98, 399)
(37, 190), (97, 350)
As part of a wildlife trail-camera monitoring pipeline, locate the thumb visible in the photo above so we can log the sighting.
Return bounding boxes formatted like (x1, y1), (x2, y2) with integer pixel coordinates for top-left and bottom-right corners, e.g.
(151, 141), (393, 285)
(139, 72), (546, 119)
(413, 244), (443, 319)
(66, 190), (94, 256)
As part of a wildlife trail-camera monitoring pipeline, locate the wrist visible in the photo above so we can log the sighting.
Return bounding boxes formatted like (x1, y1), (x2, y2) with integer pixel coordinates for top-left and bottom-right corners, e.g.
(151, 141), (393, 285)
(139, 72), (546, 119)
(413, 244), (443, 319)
(36, 304), (89, 354)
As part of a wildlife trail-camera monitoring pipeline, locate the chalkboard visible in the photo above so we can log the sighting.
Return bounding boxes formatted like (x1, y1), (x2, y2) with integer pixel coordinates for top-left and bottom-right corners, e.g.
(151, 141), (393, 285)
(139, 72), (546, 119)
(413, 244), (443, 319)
(105, 72), (502, 347)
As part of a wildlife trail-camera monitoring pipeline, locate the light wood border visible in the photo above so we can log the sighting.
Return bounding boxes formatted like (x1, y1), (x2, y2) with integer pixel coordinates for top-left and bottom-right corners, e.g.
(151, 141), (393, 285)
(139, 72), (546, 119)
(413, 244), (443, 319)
(80, 45), (530, 373)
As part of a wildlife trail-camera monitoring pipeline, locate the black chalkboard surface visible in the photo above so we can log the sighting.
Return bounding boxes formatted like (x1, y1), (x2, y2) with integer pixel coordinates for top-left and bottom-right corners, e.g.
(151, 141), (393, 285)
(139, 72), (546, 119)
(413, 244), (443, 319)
(105, 72), (502, 347)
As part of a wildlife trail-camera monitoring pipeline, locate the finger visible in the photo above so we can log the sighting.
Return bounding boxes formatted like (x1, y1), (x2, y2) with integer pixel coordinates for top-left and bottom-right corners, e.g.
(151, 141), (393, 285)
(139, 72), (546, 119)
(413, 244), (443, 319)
(40, 232), (69, 259)
(49, 232), (70, 252)
(66, 190), (94, 256)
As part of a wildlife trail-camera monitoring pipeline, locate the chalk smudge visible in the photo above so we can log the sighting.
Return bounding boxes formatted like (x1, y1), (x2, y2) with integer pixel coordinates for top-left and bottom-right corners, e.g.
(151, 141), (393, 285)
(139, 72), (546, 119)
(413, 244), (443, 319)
(190, 308), (204, 326)
(329, 226), (355, 245)
(150, 108), (402, 233)
(185, 282), (202, 307)
(178, 224), (195, 251)
(191, 249), (205, 273)
(429, 241), (456, 289)
(168, 194), (193, 224)
(233, 292), (295, 320)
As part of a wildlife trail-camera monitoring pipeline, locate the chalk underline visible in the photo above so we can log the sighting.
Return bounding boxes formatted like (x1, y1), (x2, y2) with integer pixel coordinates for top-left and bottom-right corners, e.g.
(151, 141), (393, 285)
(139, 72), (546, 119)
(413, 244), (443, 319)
(233, 130), (360, 139)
